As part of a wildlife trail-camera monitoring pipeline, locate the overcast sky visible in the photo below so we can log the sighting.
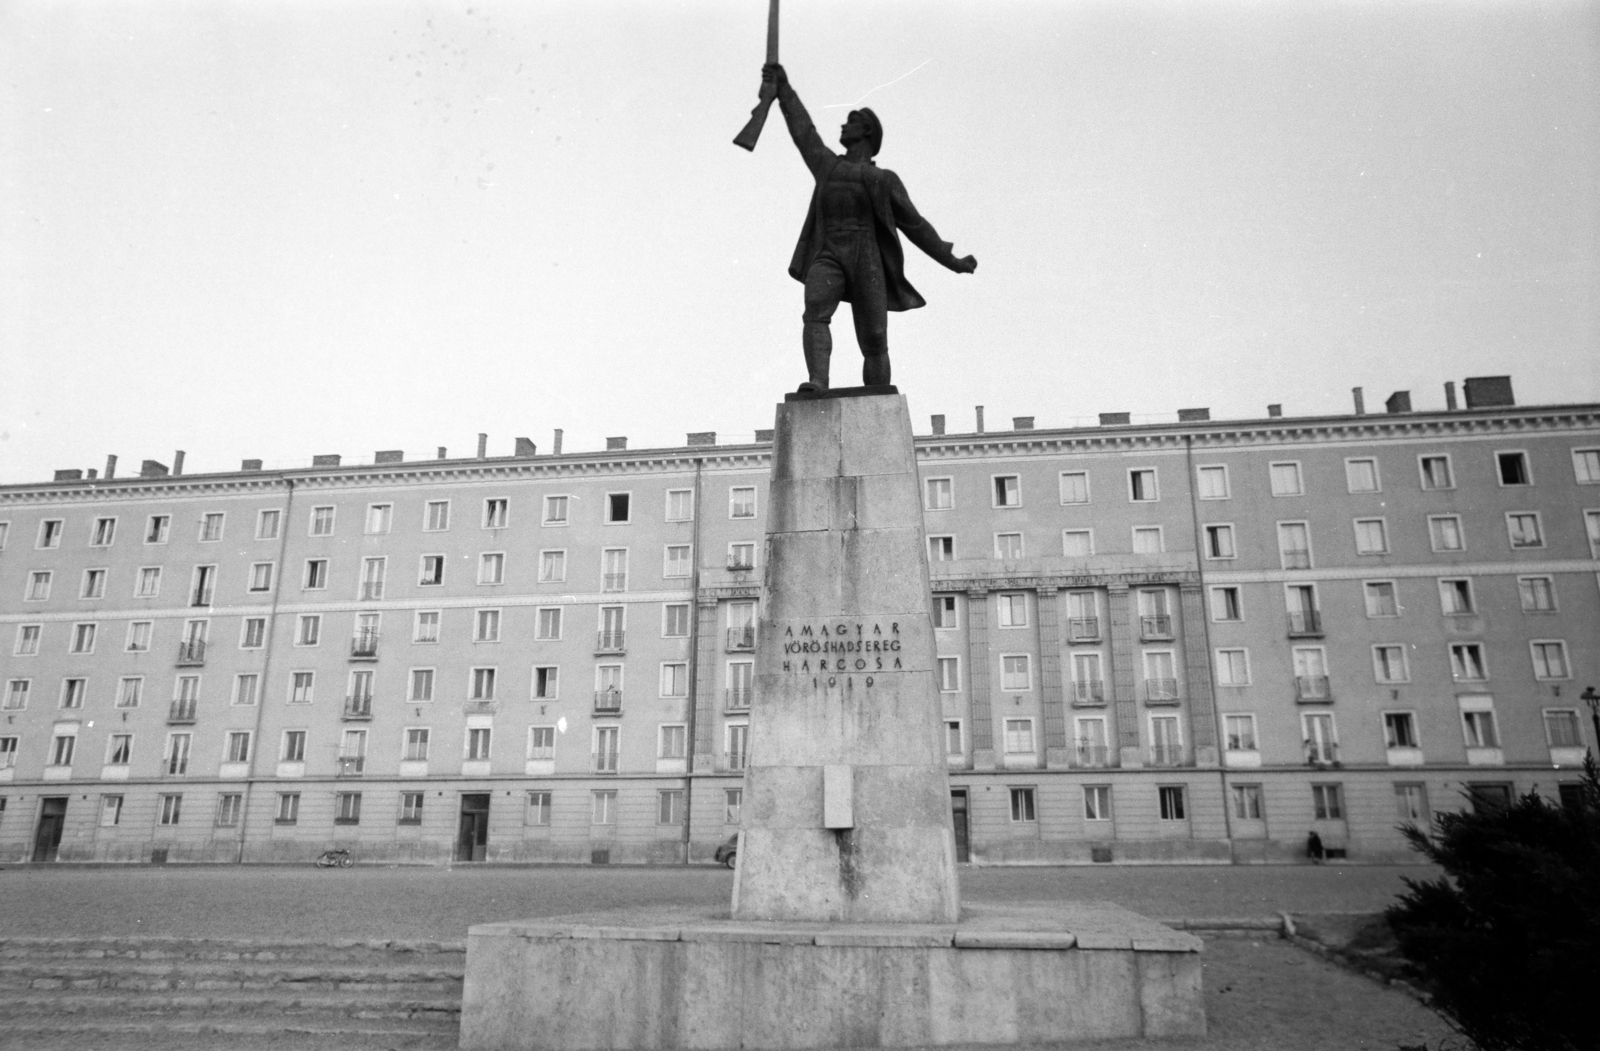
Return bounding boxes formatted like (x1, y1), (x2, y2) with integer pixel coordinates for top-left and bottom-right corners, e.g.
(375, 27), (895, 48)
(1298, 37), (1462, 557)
(3, 0), (1597, 483)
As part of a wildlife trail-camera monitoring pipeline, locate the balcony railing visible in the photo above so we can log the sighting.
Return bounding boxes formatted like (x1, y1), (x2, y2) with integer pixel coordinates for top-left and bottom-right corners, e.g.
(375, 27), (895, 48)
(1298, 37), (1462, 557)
(176, 639), (206, 666)
(1148, 744), (1187, 767)
(1139, 615), (1172, 640)
(350, 633), (379, 660)
(463, 699), (498, 715)
(594, 689), (623, 715)
(595, 631), (626, 655)
(167, 699), (197, 724)
(342, 694), (373, 720)
(1075, 743), (1109, 768)
(1068, 617), (1100, 641)
(593, 750), (619, 774)
(360, 582), (385, 601)
(602, 573), (628, 592)
(1303, 740), (1340, 766)
(336, 756), (365, 777)
(723, 752), (748, 773)
(1143, 678), (1179, 703)
(726, 555), (755, 572)
(725, 687), (752, 711)
(1281, 550), (1312, 570)
(1287, 611), (1323, 637)
(726, 627), (755, 651)
(1072, 680), (1105, 705)
(1295, 676), (1332, 702)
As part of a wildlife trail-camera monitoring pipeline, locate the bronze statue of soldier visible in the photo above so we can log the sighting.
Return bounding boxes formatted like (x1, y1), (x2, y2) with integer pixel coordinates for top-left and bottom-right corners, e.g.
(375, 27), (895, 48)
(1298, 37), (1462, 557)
(762, 63), (977, 393)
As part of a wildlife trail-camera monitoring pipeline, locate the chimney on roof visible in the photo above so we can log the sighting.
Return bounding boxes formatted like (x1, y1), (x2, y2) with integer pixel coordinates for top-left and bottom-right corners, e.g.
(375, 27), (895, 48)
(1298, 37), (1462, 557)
(53, 469), (83, 481)
(476, 433), (488, 459)
(553, 429), (563, 455)
(87, 468), (98, 480)
(1098, 412), (1130, 426)
(436, 447), (448, 460)
(1464, 375), (1514, 408)
(241, 459), (263, 471)
(606, 436), (627, 451)
(755, 429), (774, 442)
(312, 454), (341, 467)
(514, 437), (537, 457)
(375, 450), (404, 464)
(1444, 382), (1458, 411)
(1385, 391), (1412, 414)
(140, 460), (168, 478)
(1177, 408), (1210, 422)
(686, 432), (716, 447)
(974, 406), (985, 433)
(1012, 416), (1035, 431)
(1352, 387), (1366, 415)
(172, 450), (186, 476)
(1267, 404), (1283, 418)
(931, 414), (945, 436)
(104, 455), (117, 479)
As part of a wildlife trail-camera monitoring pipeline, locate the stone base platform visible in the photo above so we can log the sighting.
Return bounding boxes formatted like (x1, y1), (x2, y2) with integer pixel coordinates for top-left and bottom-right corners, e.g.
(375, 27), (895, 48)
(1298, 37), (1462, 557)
(459, 902), (1204, 1049)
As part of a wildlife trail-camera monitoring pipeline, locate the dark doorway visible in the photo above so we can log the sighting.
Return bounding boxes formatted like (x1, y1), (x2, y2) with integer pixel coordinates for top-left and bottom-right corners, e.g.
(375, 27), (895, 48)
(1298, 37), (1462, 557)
(457, 794), (490, 862)
(34, 797), (68, 862)
(950, 789), (970, 862)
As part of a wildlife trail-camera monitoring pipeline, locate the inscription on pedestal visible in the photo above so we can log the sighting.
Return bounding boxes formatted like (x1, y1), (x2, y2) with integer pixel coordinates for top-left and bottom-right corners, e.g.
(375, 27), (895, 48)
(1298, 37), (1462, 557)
(778, 620), (908, 675)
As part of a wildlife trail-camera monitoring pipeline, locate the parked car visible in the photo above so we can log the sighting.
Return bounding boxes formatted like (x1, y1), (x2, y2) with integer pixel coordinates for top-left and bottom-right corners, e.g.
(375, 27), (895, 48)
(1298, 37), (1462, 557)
(714, 834), (738, 869)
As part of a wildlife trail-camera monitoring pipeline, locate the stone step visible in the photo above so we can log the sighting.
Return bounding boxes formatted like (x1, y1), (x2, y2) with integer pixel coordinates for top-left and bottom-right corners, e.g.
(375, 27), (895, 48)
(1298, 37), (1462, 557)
(0, 990), (462, 1020)
(0, 1017), (459, 1051)
(0, 958), (462, 993)
(0, 936), (465, 964)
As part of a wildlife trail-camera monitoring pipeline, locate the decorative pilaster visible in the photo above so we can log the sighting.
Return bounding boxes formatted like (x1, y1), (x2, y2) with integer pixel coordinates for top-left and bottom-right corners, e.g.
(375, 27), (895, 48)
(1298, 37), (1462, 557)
(1037, 587), (1070, 765)
(691, 596), (722, 773)
(1178, 583), (1219, 766)
(1106, 584), (1142, 768)
(966, 589), (995, 770)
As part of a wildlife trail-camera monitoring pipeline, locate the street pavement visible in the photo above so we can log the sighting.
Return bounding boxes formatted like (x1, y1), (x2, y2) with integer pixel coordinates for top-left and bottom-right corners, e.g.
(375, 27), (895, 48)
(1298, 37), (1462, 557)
(0, 862), (1436, 941)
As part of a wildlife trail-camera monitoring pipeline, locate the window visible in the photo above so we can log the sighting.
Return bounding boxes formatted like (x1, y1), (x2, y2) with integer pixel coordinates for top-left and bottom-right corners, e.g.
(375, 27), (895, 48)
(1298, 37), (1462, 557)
(1196, 465), (1229, 499)
(729, 487), (757, 518)
(933, 595), (958, 629)
(543, 495), (569, 525)
(996, 593), (1028, 628)
(660, 663), (688, 698)
(226, 731), (251, 763)
(1269, 462), (1303, 496)
(1082, 785), (1112, 822)
(15, 624), (41, 655)
(1203, 524), (1235, 559)
(335, 792), (362, 825)
(727, 541), (756, 571)
(925, 477), (953, 510)
(303, 559), (328, 590)
(928, 535), (955, 561)
(1158, 787), (1186, 821)
(86, 517), (116, 547)
(1227, 784), (1263, 820)
(233, 674), (259, 706)
(416, 500), (448, 533)
(163, 733), (190, 775)
(1384, 712), (1418, 749)
(136, 567), (160, 598)
(1373, 646), (1409, 684)
(281, 731), (306, 762)
(297, 615), (321, 646)
(1506, 513), (1543, 548)
(666, 489), (694, 521)
(309, 506), (334, 536)
(471, 667), (497, 701)
(50, 733), (77, 767)
(1573, 448), (1600, 483)
(1439, 578), (1474, 615)
(605, 492), (631, 523)
(60, 678), (85, 709)
(1344, 458), (1379, 493)
(0, 521), (7, 548)
(466, 727), (492, 761)
(1518, 576), (1556, 612)
(146, 515), (171, 543)
(38, 519), (63, 548)
(1224, 714), (1257, 752)
(1544, 710), (1583, 748)
(70, 622), (97, 654)
(1304, 712), (1337, 762)
(602, 548), (628, 591)
(242, 562), (272, 593)
(476, 552), (505, 586)
(1131, 527), (1163, 554)
(1058, 471), (1089, 504)
(652, 604), (687, 642)
(993, 475), (1020, 507)
(1496, 451), (1530, 486)
(1009, 787), (1036, 822)
(1450, 643), (1487, 681)
(196, 512), (224, 542)
(0, 735), (16, 766)
(1429, 515), (1464, 552)
(1312, 784), (1344, 820)
(1215, 649), (1249, 687)
(591, 790), (616, 825)
(1003, 718), (1035, 754)
(159, 794), (183, 826)
(1353, 518), (1388, 554)
(659, 724), (688, 760)
(994, 533), (1023, 559)
(482, 498), (508, 529)
(536, 608), (562, 640)
(663, 545), (691, 578)
(256, 509), (281, 540)
(188, 565), (216, 607)
(115, 677), (141, 709)
(399, 792), (424, 825)
(1277, 522), (1311, 569)
(26, 571), (52, 601)
(413, 611), (441, 644)
(289, 671), (315, 704)
(1419, 455), (1453, 490)
(1395, 784), (1429, 823)
(526, 791), (552, 826)
(365, 504), (392, 534)
(938, 657), (960, 692)
(1128, 469), (1157, 502)
(4, 679), (30, 710)
(724, 723), (747, 771)
(720, 788), (742, 825)
(1530, 641), (1569, 680)
(405, 668), (434, 703)
(475, 609), (501, 643)
(275, 793), (300, 825)
(1460, 700), (1499, 749)
(100, 795), (124, 826)
(1062, 529), (1093, 556)
(1364, 581), (1398, 618)
(419, 555), (445, 586)
(75, 568), (106, 600)
(1210, 586), (1241, 621)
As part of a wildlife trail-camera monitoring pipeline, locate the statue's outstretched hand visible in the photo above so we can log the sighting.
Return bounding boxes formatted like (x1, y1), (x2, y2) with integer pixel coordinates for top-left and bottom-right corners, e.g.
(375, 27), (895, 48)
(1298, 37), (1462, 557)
(762, 63), (787, 88)
(954, 255), (978, 274)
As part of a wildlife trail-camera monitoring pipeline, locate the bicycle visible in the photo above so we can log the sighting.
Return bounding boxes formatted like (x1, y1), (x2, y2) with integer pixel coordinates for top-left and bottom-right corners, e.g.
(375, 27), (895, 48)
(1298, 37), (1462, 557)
(316, 848), (354, 868)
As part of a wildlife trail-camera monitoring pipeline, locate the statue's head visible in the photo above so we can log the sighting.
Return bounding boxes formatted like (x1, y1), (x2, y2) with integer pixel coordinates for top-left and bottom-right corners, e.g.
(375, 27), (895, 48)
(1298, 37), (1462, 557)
(841, 108), (883, 156)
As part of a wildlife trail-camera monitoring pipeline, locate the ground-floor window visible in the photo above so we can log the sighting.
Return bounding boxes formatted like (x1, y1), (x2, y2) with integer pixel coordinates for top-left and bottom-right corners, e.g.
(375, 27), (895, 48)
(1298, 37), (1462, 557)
(400, 792), (424, 825)
(592, 790), (616, 825)
(276, 793), (300, 825)
(158, 794), (182, 826)
(215, 793), (242, 827)
(1083, 786), (1111, 822)
(526, 791), (551, 826)
(335, 792), (362, 825)
(99, 795), (123, 827)
(1311, 784), (1343, 820)
(1009, 787), (1036, 822)
(1158, 786), (1186, 821)
(1231, 784), (1263, 820)
(724, 789), (742, 824)
(1394, 783), (1428, 823)
(658, 789), (684, 825)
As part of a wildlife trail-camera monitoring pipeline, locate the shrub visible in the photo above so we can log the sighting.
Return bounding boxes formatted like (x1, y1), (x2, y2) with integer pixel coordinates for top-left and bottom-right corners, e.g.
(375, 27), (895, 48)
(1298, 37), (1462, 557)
(1386, 756), (1600, 1051)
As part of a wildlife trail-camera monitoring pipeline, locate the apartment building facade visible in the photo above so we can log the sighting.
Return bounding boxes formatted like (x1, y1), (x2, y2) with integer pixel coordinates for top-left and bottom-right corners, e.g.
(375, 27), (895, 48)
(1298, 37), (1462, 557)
(2, 388), (1596, 865)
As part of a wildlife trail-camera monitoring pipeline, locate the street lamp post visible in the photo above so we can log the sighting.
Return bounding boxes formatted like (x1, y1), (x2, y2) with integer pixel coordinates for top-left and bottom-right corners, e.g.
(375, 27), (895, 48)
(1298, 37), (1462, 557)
(1581, 687), (1600, 759)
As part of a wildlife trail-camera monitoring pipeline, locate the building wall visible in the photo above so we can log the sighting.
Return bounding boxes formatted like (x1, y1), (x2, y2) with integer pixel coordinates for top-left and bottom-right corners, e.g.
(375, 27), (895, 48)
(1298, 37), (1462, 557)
(1, 401), (1596, 865)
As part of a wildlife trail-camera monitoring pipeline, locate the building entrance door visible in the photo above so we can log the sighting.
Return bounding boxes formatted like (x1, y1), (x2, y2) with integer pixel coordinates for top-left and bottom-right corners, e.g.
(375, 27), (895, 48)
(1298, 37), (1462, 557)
(949, 790), (970, 862)
(457, 794), (490, 862)
(34, 797), (68, 862)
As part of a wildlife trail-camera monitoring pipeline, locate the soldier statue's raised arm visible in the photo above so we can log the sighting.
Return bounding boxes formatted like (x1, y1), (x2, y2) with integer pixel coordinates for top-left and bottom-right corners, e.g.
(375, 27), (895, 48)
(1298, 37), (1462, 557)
(763, 63), (977, 393)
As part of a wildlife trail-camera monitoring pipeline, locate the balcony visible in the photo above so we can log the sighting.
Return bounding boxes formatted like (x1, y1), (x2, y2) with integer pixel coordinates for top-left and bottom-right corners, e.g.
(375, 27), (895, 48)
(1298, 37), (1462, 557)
(725, 687), (752, 712)
(1072, 680), (1105, 705)
(1295, 676), (1332, 702)
(1067, 617), (1100, 642)
(336, 756), (365, 777)
(349, 633), (379, 661)
(726, 627), (755, 652)
(1287, 611), (1323, 637)
(1075, 743), (1110, 768)
(463, 699), (498, 716)
(594, 689), (623, 716)
(602, 573), (628, 593)
(1281, 550), (1312, 570)
(176, 639), (206, 666)
(342, 694), (373, 721)
(1143, 678), (1179, 704)
(1147, 744), (1188, 768)
(1139, 615), (1173, 640)
(1303, 741), (1340, 767)
(720, 753), (749, 773)
(593, 750), (619, 774)
(726, 555), (755, 572)
(595, 631), (626, 655)
(167, 699), (198, 725)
